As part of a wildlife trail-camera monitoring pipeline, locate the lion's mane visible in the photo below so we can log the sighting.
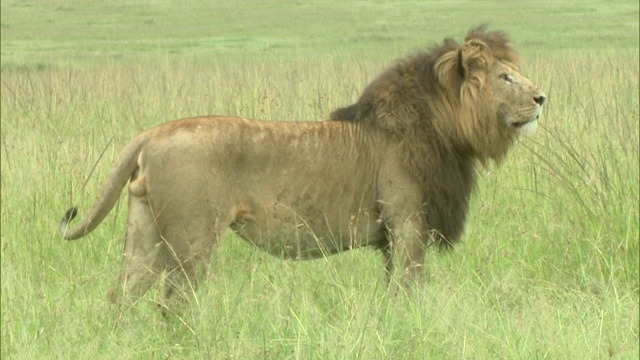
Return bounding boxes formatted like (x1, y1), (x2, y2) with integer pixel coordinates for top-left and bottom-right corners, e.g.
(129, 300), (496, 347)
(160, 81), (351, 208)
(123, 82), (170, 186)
(330, 26), (521, 246)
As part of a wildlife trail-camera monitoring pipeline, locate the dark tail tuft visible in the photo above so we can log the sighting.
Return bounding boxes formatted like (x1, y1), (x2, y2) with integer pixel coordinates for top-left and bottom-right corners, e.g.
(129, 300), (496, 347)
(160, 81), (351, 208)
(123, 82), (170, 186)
(59, 206), (78, 238)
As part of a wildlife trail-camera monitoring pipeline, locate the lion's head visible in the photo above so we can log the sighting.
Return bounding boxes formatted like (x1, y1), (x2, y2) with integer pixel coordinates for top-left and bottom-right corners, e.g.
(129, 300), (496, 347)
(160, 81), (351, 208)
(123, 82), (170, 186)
(331, 26), (545, 164)
(330, 26), (545, 245)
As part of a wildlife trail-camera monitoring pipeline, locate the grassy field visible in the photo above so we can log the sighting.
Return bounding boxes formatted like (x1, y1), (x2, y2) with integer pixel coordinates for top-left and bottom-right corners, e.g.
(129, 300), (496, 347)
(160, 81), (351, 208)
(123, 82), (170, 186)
(1, 0), (638, 359)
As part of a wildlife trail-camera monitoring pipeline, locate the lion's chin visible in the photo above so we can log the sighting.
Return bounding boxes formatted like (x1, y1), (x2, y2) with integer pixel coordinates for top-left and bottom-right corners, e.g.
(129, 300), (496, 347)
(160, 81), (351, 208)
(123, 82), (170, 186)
(511, 118), (538, 135)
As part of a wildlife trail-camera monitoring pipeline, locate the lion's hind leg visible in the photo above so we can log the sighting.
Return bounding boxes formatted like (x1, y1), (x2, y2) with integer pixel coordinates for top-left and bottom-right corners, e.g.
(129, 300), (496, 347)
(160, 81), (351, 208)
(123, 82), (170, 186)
(108, 193), (166, 308)
(157, 224), (224, 313)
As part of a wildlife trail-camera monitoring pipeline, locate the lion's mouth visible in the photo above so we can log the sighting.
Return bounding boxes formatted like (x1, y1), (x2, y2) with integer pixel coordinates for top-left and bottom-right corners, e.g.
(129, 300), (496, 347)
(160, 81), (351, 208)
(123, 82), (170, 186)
(511, 120), (530, 128)
(512, 117), (538, 135)
(512, 110), (541, 129)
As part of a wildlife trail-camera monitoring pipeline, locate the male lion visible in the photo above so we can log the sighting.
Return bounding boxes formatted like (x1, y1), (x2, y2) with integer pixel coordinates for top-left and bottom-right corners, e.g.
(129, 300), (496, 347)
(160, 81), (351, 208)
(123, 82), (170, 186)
(60, 27), (545, 309)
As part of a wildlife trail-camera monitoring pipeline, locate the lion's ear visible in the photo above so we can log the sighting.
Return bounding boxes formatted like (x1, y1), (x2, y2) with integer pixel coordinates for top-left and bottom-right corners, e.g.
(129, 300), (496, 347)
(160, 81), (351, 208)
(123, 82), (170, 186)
(456, 48), (466, 78)
(459, 39), (492, 75)
(434, 49), (463, 90)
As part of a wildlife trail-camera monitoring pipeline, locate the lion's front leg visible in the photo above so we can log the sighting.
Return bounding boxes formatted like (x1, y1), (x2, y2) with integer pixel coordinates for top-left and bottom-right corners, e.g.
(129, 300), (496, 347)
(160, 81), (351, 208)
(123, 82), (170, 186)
(377, 151), (431, 288)
(386, 214), (429, 289)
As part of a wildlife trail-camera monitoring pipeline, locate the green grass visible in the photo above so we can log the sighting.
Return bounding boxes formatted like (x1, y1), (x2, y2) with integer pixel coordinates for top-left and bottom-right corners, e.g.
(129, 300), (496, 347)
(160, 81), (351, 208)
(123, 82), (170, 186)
(1, 0), (638, 359)
(1, 0), (638, 69)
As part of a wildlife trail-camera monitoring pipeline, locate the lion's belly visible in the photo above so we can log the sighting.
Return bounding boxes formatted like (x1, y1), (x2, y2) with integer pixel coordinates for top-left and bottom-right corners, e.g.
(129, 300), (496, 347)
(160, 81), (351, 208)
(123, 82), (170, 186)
(229, 200), (382, 260)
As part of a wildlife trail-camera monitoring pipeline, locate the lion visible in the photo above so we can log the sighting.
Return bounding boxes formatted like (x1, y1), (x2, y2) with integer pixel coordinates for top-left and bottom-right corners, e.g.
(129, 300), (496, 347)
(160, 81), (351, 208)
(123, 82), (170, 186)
(59, 26), (545, 310)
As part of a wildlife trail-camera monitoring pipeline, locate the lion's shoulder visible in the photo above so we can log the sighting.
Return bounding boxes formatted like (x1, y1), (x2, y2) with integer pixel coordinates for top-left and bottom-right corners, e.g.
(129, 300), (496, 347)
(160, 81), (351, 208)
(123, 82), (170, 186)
(329, 104), (359, 121)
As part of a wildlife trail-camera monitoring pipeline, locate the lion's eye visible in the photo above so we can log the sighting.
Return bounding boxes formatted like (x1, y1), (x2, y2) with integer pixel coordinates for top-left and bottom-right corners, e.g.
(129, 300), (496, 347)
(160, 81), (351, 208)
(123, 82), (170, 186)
(501, 73), (513, 82)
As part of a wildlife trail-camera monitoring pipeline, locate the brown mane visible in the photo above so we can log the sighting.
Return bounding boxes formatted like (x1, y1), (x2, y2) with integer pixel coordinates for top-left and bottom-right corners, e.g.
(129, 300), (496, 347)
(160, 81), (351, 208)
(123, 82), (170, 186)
(330, 26), (521, 246)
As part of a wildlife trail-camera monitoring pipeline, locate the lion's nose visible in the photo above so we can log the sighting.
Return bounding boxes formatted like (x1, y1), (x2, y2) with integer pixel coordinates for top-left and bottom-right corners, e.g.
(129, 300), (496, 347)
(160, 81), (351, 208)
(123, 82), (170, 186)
(534, 94), (546, 106)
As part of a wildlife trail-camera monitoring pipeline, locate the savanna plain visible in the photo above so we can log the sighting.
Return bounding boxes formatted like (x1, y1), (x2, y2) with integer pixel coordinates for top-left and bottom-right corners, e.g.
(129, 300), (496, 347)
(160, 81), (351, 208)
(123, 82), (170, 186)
(1, 0), (638, 359)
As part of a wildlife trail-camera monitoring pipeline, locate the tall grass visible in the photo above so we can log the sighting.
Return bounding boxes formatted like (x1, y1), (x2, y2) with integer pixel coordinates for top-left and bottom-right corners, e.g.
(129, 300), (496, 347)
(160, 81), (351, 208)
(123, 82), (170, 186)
(534, 54), (638, 292)
(2, 51), (638, 358)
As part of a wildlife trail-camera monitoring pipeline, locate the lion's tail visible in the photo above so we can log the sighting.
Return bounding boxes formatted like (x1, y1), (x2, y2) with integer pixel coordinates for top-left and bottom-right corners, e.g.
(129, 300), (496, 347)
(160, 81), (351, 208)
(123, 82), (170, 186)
(59, 134), (146, 240)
